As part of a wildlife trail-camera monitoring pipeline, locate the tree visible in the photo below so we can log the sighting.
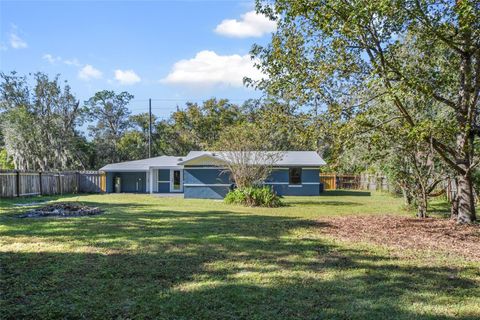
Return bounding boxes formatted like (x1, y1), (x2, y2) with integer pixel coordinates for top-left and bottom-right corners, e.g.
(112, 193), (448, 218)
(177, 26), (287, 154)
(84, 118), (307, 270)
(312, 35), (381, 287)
(251, 0), (479, 223)
(243, 98), (320, 151)
(0, 72), (88, 170)
(0, 148), (14, 169)
(214, 123), (283, 188)
(170, 98), (244, 152)
(116, 113), (158, 160)
(383, 138), (449, 218)
(86, 90), (133, 167)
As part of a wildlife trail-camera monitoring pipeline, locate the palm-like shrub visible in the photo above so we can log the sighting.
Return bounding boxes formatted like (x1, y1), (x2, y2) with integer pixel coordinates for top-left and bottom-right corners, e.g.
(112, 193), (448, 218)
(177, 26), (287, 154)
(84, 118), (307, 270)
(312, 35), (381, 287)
(224, 186), (282, 207)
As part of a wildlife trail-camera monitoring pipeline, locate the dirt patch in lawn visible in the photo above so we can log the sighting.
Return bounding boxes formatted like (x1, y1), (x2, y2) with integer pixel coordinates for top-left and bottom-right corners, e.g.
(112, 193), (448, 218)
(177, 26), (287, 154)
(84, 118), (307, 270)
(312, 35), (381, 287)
(17, 202), (103, 218)
(318, 216), (480, 260)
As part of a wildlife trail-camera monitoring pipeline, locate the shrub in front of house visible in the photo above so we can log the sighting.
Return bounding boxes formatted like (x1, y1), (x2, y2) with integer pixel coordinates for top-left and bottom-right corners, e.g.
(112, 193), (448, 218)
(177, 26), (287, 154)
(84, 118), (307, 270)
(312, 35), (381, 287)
(224, 186), (283, 207)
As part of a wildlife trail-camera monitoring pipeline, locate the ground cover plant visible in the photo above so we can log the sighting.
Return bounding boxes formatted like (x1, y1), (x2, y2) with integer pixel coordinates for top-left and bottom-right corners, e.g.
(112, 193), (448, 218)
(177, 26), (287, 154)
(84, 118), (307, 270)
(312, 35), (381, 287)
(1, 191), (479, 319)
(224, 186), (283, 207)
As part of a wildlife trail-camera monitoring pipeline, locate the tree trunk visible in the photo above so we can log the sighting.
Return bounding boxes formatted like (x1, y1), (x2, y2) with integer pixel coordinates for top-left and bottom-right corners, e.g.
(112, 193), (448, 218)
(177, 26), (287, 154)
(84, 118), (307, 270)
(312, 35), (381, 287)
(416, 191), (428, 218)
(450, 192), (459, 219)
(400, 185), (412, 207)
(456, 173), (476, 223)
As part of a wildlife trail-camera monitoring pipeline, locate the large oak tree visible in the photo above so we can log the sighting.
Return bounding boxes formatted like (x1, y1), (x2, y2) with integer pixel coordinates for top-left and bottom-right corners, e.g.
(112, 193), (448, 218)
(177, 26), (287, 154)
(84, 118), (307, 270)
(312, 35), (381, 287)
(250, 0), (479, 223)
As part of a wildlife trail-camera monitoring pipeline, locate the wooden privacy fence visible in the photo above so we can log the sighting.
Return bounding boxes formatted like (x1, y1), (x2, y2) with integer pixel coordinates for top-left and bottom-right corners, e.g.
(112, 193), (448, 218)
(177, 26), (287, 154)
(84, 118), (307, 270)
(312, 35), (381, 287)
(0, 170), (106, 198)
(320, 173), (390, 191)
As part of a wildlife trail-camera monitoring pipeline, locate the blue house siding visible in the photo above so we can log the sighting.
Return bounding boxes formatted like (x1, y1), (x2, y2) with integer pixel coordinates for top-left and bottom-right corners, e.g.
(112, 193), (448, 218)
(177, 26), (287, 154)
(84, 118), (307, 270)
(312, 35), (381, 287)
(106, 172), (114, 193)
(105, 172), (146, 193)
(184, 186), (229, 199)
(182, 166), (321, 198)
(184, 168), (230, 185)
(264, 167), (321, 196)
(268, 184), (320, 196)
(158, 182), (170, 193)
(184, 167), (229, 199)
(302, 168), (320, 183)
(266, 169), (288, 183)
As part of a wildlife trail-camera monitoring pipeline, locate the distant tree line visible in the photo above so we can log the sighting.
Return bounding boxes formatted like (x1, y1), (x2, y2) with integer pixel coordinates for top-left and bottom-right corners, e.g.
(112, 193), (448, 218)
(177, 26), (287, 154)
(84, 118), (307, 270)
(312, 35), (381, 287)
(0, 72), (323, 172)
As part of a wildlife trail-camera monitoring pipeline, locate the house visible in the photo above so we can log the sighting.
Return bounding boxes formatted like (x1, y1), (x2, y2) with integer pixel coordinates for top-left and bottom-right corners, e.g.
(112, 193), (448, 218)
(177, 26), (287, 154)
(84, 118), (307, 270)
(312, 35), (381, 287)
(99, 151), (326, 199)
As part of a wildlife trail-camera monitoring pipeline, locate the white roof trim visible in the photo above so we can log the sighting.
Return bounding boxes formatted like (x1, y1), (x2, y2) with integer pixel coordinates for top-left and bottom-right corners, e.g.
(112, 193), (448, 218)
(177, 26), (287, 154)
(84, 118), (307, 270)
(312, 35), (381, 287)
(101, 169), (149, 173)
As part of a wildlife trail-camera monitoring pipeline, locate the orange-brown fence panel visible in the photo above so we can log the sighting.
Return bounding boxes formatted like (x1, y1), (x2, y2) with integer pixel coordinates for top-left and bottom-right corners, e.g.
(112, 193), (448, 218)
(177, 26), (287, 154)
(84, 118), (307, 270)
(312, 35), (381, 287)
(320, 174), (336, 190)
(320, 173), (390, 191)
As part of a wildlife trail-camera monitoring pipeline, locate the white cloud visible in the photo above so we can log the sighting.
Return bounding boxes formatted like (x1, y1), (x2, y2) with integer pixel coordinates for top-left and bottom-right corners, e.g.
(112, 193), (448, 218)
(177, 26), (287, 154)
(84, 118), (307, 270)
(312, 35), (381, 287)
(64, 58), (81, 67)
(214, 10), (276, 38)
(114, 69), (141, 85)
(162, 50), (263, 87)
(42, 54), (82, 67)
(42, 53), (61, 64)
(10, 33), (28, 49)
(78, 64), (103, 80)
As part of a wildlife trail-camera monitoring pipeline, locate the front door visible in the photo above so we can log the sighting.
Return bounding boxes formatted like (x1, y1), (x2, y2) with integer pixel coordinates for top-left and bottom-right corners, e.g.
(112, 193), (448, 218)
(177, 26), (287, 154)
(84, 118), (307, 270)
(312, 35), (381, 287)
(170, 169), (183, 192)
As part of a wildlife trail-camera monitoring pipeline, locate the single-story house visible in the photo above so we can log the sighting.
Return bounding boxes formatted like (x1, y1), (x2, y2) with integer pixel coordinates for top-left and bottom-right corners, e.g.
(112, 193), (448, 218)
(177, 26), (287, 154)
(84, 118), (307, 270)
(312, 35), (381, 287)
(99, 151), (326, 199)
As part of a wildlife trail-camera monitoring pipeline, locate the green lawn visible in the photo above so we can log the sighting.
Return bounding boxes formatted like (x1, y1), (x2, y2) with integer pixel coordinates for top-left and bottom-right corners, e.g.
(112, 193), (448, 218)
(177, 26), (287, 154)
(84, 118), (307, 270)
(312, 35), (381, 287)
(1, 192), (478, 319)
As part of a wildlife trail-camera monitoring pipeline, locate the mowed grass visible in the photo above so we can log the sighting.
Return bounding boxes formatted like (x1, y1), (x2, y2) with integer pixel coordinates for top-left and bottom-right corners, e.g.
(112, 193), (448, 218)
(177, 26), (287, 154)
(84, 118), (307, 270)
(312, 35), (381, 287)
(1, 191), (479, 319)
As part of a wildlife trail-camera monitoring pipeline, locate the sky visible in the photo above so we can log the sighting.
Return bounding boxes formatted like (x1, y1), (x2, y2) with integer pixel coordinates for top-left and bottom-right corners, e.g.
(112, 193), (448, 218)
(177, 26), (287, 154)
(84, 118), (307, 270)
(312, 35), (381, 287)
(0, 0), (276, 119)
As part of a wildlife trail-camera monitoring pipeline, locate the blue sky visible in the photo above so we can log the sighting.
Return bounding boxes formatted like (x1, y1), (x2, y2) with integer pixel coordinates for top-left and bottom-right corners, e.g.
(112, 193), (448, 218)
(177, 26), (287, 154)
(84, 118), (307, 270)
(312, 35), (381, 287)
(0, 0), (275, 118)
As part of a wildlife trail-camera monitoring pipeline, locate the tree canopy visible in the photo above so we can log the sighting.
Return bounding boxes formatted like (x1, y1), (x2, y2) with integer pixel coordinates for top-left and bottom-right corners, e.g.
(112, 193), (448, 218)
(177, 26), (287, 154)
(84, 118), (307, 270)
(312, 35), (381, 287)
(249, 0), (479, 223)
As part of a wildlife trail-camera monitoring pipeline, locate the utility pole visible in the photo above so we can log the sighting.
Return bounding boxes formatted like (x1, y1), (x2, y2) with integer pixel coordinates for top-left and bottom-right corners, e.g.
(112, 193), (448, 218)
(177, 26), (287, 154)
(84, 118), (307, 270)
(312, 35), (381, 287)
(148, 98), (152, 158)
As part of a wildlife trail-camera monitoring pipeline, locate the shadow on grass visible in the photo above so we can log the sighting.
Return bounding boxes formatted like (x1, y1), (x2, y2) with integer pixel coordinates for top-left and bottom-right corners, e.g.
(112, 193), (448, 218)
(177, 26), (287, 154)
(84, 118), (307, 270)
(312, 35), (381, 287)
(1, 199), (479, 319)
(286, 200), (362, 206)
(429, 201), (451, 217)
(323, 190), (372, 196)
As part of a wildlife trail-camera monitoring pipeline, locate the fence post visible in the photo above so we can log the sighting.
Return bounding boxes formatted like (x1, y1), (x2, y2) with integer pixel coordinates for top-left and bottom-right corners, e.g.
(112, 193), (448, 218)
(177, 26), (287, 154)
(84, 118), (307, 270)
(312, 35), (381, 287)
(39, 171), (43, 195)
(15, 170), (20, 197)
(58, 172), (62, 195)
(76, 171), (80, 194)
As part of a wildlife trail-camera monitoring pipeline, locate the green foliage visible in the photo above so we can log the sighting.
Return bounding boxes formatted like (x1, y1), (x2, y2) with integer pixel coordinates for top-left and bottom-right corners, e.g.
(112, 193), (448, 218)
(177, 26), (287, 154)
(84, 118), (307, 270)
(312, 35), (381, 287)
(157, 98), (244, 155)
(0, 147), (14, 169)
(0, 72), (89, 170)
(86, 90), (134, 166)
(252, 0), (480, 222)
(241, 98), (320, 151)
(224, 186), (283, 207)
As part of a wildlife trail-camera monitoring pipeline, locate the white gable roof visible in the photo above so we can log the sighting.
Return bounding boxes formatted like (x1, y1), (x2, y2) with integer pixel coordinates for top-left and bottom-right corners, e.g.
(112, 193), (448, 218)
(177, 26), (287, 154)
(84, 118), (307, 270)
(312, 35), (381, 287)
(99, 151), (326, 171)
(99, 156), (183, 172)
(179, 151), (326, 167)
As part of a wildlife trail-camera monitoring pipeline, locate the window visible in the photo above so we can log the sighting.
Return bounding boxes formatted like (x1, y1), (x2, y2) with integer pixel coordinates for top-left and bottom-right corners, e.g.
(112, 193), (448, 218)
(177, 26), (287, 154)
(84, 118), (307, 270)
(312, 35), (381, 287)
(173, 170), (181, 190)
(289, 167), (302, 185)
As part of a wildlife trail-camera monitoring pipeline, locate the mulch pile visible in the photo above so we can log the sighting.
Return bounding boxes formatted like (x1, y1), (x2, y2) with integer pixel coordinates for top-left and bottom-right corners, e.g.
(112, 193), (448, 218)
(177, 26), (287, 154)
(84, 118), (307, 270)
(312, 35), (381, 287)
(18, 202), (103, 218)
(318, 216), (480, 260)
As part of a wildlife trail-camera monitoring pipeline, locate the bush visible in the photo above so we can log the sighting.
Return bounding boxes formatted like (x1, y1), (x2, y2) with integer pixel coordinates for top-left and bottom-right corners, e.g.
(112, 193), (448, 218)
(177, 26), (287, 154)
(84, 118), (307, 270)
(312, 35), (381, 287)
(224, 186), (283, 207)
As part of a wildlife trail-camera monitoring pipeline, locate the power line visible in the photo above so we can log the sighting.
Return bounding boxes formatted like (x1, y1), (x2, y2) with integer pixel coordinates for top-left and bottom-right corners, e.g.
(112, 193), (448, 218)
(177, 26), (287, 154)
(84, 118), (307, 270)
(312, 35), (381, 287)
(148, 98), (152, 158)
(129, 97), (254, 103)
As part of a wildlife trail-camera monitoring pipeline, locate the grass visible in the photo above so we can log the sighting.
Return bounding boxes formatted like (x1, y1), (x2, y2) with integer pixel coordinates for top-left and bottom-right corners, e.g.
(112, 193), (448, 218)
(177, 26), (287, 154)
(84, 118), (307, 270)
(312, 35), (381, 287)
(0, 191), (478, 319)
